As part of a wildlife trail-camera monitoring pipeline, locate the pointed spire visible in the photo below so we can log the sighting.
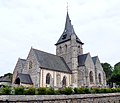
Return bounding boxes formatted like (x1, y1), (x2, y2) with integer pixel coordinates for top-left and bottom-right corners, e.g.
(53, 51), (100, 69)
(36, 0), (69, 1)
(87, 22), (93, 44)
(55, 11), (84, 45)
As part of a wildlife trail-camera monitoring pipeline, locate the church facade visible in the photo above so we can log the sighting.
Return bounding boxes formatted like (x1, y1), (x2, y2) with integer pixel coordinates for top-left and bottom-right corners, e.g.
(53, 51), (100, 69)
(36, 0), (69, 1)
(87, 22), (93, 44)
(12, 12), (106, 88)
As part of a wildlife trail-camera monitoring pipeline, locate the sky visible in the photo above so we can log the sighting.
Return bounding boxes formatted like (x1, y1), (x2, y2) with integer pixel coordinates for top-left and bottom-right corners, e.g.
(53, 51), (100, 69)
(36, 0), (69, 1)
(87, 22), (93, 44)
(0, 0), (120, 76)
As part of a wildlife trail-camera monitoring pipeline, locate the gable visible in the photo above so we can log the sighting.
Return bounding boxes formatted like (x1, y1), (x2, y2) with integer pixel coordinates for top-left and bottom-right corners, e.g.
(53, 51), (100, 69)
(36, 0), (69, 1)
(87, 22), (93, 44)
(92, 56), (103, 71)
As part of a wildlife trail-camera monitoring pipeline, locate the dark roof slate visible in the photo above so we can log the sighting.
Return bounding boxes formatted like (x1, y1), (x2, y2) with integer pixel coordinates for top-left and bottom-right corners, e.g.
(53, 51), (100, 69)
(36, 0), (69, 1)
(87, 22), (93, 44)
(78, 53), (89, 66)
(19, 58), (26, 69)
(17, 73), (33, 84)
(33, 48), (71, 73)
(55, 12), (83, 45)
(92, 56), (98, 65)
(0, 76), (11, 82)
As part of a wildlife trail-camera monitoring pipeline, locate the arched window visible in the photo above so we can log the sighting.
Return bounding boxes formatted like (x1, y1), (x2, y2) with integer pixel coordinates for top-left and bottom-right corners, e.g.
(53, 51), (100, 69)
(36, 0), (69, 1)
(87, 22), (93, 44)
(62, 76), (67, 87)
(29, 61), (32, 69)
(46, 73), (51, 84)
(98, 73), (101, 84)
(59, 46), (62, 53)
(78, 45), (80, 53)
(15, 77), (20, 85)
(89, 71), (93, 84)
(65, 44), (67, 53)
(56, 74), (61, 87)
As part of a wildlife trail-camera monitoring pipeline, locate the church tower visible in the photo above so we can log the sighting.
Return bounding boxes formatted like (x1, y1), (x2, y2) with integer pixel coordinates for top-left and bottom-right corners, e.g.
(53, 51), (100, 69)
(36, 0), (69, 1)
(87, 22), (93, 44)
(55, 12), (84, 87)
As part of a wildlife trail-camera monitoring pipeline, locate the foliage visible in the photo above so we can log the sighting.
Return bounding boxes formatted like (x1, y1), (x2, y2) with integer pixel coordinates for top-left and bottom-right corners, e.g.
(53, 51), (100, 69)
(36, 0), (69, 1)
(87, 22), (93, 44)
(24, 87), (36, 95)
(37, 87), (46, 95)
(74, 88), (90, 94)
(14, 86), (24, 95)
(63, 87), (73, 95)
(0, 86), (120, 95)
(110, 62), (120, 86)
(0, 86), (11, 95)
(101, 63), (113, 81)
(46, 88), (55, 95)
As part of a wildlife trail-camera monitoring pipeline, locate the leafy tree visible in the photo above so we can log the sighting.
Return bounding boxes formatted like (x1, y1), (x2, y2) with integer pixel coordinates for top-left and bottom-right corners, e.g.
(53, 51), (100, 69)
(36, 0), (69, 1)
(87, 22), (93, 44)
(110, 62), (120, 86)
(101, 63), (113, 80)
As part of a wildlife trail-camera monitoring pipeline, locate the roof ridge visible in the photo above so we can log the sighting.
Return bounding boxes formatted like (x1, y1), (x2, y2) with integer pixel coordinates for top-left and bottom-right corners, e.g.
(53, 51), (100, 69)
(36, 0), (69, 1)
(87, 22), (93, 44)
(32, 48), (62, 58)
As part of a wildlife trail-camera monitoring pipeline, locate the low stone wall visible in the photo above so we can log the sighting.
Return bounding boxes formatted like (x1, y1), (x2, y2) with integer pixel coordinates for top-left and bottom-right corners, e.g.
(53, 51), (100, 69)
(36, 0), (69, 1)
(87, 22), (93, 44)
(0, 93), (120, 103)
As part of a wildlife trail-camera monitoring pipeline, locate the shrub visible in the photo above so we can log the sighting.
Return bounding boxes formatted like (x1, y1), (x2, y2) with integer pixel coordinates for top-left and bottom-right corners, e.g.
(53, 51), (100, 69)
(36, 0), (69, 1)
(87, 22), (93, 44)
(84, 88), (91, 94)
(14, 87), (24, 95)
(63, 87), (73, 95)
(77, 88), (85, 94)
(1, 86), (11, 95)
(74, 88), (79, 94)
(46, 88), (55, 95)
(37, 87), (46, 95)
(116, 88), (120, 92)
(54, 89), (61, 95)
(24, 87), (35, 95)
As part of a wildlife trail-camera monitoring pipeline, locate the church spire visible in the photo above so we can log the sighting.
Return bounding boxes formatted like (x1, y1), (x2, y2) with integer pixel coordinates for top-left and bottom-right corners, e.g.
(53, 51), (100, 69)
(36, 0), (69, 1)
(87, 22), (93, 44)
(55, 11), (84, 45)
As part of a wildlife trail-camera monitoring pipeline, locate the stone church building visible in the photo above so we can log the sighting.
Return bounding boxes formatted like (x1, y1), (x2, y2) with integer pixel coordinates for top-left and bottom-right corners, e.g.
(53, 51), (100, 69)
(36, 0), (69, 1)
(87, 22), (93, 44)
(12, 12), (106, 88)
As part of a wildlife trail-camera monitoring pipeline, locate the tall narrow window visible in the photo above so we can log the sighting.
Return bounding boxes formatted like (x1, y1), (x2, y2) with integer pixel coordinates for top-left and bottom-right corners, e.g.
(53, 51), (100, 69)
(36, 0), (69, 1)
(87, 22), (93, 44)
(59, 46), (62, 53)
(98, 73), (101, 84)
(29, 61), (32, 69)
(65, 44), (67, 53)
(89, 71), (93, 84)
(62, 76), (67, 87)
(46, 73), (51, 84)
(78, 46), (80, 53)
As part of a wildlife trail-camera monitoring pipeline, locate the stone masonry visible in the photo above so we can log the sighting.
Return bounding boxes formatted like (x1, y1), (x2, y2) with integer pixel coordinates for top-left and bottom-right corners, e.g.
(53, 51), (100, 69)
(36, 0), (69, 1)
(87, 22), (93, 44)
(0, 93), (120, 103)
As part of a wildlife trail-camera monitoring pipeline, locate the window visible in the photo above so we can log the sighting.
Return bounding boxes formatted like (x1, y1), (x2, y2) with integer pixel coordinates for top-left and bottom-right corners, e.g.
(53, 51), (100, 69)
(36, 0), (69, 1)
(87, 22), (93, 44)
(62, 34), (67, 39)
(98, 73), (101, 84)
(89, 71), (93, 84)
(65, 44), (67, 53)
(29, 61), (32, 69)
(59, 46), (62, 53)
(46, 73), (51, 84)
(62, 76), (67, 87)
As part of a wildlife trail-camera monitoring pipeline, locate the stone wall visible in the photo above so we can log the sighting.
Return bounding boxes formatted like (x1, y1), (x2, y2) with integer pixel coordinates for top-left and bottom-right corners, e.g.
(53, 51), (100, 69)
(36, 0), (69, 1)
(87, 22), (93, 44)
(0, 93), (120, 103)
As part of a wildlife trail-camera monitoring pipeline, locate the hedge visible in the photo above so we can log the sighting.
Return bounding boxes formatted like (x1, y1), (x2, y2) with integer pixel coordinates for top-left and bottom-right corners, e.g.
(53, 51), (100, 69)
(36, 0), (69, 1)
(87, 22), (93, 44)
(0, 86), (120, 95)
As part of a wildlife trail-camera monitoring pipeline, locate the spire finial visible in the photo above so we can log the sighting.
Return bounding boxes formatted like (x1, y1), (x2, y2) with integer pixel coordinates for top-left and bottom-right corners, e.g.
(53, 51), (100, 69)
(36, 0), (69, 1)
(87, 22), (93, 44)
(67, 2), (68, 12)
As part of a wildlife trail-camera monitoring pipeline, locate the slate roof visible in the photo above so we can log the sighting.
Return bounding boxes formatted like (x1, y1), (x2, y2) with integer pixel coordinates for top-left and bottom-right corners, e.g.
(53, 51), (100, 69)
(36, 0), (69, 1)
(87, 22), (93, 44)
(92, 56), (98, 65)
(0, 76), (12, 82)
(33, 48), (72, 73)
(78, 53), (89, 66)
(19, 58), (26, 69)
(17, 73), (33, 84)
(55, 12), (84, 45)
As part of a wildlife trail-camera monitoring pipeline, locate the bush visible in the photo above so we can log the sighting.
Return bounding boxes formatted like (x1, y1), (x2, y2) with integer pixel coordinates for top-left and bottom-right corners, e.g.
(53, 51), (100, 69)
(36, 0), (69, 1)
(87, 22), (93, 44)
(74, 88), (79, 94)
(24, 87), (35, 95)
(78, 88), (85, 94)
(37, 87), (46, 95)
(54, 90), (61, 95)
(63, 87), (73, 95)
(84, 88), (91, 94)
(1, 86), (11, 95)
(46, 88), (55, 95)
(14, 87), (24, 95)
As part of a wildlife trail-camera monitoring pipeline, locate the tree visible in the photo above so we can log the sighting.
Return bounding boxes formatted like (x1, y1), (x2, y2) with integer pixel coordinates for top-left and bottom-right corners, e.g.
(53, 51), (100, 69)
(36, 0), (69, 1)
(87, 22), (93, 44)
(101, 63), (113, 81)
(110, 62), (120, 86)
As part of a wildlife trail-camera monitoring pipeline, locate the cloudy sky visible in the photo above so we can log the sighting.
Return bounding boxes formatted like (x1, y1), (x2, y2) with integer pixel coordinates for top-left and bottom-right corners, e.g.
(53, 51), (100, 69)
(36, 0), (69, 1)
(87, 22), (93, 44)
(0, 0), (120, 76)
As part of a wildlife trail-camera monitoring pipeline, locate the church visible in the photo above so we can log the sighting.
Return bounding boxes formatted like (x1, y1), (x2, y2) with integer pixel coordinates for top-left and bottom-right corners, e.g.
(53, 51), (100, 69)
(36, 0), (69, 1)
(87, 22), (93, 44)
(12, 11), (106, 88)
